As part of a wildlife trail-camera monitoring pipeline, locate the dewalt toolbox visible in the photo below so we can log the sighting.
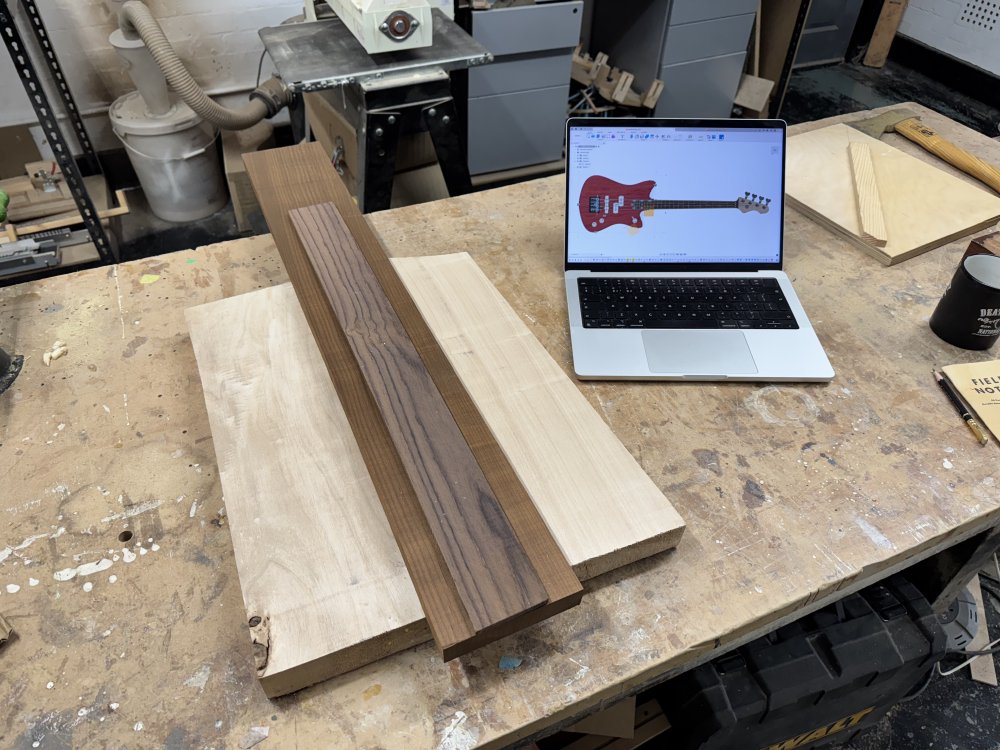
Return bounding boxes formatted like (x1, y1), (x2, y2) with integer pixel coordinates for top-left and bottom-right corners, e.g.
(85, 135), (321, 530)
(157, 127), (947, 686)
(655, 575), (946, 750)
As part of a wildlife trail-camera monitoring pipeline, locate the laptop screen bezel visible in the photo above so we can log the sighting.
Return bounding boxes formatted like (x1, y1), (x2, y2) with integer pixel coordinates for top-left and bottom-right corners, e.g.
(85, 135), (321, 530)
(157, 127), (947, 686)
(564, 117), (787, 273)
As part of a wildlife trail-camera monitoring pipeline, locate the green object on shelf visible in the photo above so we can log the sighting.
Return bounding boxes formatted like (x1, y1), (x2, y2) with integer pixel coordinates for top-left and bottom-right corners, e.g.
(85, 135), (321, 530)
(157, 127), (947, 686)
(0, 189), (8, 223)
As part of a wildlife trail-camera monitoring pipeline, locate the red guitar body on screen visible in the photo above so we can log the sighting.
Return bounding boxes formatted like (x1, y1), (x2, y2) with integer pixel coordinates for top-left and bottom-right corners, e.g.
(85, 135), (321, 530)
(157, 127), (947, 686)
(578, 175), (769, 233)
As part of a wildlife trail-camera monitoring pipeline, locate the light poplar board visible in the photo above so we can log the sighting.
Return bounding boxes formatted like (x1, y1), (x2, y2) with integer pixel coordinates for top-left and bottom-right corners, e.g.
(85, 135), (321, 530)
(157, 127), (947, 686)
(397, 254), (685, 581)
(289, 202), (555, 650)
(186, 252), (685, 697)
(786, 123), (1000, 265)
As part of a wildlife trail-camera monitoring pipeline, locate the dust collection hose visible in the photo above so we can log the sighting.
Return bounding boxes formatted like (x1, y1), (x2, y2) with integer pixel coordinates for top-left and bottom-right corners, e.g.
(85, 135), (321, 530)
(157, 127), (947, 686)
(118, 0), (290, 130)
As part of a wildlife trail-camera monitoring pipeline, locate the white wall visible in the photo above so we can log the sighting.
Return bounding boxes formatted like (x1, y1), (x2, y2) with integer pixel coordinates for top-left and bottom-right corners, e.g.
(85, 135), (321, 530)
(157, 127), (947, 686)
(1, 0), (302, 130)
(899, 0), (1000, 77)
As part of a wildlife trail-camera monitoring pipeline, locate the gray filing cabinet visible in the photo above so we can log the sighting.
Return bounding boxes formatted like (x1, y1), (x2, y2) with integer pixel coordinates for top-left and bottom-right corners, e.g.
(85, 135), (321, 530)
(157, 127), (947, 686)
(467, 2), (583, 176)
(590, 0), (757, 118)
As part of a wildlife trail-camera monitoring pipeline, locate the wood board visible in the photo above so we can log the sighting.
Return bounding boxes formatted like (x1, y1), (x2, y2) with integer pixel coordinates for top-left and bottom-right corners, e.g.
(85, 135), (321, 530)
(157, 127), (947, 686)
(288, 201), (572, 656)
(786, 123), (1000, 265)
(243, 144), (581, 662)
(186, 252), (685, 697)
(862, 0), (909, 68)
(847, 142), (888, 247)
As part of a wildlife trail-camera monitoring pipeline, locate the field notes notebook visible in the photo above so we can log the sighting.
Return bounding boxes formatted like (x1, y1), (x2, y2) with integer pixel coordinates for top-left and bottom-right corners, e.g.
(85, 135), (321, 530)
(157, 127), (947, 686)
(942, 360), (1000, 440)
(786, 124), (1000, 265)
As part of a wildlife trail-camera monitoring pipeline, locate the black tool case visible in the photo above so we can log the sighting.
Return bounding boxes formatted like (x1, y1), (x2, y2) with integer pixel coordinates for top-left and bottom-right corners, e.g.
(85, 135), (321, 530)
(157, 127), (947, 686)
(655, 575), (946, 750)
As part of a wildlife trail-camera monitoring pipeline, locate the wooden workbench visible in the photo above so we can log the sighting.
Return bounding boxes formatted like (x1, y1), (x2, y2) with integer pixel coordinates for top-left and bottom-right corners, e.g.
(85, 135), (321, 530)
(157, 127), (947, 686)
(2, 103), (999, 748)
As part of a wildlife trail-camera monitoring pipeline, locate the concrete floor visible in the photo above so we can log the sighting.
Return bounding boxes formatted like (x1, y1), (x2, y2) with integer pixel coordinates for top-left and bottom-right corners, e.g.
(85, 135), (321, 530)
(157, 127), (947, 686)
(116, 188), (246, 263)
(781, 57), (1000, 137)
(837, 577), (1000, 750)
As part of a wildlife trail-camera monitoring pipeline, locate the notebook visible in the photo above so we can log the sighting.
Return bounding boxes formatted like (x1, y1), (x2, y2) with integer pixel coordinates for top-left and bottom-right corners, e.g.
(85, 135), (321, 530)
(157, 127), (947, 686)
(564, 117), (834, 382)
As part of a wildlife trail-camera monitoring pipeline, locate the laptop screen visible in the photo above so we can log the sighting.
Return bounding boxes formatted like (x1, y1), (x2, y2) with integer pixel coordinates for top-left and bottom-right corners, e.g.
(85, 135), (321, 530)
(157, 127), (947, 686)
(565, 118), (786, 271)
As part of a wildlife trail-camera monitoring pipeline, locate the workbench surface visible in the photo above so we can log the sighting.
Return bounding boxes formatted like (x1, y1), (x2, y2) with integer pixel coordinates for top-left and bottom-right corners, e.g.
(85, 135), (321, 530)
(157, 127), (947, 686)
(2, 104), (999, 749)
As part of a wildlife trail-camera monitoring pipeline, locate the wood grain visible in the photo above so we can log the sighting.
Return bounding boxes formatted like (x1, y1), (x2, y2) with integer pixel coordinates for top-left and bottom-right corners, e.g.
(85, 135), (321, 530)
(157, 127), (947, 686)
(893, 117), (1000, 195)
(185, 284), (426, 697)
(848, 141), (888, 247)
(186, 251), (683, 696)
(786, 123), (1000, 265)
(243, 143), (581, 663)
(396, 254), (685, 581)
(289, 201), (547, 631)
(243, 144), (476, 658)
(15, 104), (1000, 747)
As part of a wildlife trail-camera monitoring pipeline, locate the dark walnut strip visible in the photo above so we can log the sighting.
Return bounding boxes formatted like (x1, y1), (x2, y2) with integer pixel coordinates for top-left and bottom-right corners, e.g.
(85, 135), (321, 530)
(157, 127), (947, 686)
(290, 202), (546, 630)
(244, 142), (580, 659)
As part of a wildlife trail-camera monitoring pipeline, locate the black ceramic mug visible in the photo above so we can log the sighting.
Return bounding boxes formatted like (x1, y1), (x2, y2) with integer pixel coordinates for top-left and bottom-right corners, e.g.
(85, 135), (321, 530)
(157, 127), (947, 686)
(930, 253), (1000, 350)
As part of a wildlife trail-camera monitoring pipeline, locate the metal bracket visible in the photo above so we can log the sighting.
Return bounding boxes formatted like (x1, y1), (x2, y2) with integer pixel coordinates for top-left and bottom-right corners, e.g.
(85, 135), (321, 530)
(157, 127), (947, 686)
(379, 10), (420, 42)
(332, 135), (346, 175)
(422, 99), (471, 199)
(362, 111), (402, 212)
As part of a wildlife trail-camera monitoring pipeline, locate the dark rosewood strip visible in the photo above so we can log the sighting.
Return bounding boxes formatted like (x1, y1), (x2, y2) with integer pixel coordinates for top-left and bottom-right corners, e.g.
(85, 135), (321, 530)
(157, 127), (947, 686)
(290, 202), (546, 630)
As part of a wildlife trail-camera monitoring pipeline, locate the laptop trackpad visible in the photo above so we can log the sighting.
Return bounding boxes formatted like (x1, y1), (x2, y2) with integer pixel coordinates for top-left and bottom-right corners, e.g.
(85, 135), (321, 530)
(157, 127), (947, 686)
(642, 330), (757, 375)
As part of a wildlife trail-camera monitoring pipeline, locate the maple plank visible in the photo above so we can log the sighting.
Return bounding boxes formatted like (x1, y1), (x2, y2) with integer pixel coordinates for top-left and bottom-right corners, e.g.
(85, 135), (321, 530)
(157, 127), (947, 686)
(396, 254), (686, 581)
(185, 284), (426, 697)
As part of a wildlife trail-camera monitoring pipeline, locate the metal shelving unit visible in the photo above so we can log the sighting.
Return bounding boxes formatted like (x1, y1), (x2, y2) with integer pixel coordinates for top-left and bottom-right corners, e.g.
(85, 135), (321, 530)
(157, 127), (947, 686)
(1, 0), (117, 265)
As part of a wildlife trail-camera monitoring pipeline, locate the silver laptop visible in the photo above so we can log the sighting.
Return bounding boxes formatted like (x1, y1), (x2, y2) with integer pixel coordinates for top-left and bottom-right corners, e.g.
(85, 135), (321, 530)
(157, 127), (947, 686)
(564, 117), (834, 382)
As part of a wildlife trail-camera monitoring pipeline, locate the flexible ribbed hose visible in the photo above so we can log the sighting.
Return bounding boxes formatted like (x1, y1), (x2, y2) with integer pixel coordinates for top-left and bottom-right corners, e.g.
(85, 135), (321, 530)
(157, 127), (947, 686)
(120, 1), (288, 130)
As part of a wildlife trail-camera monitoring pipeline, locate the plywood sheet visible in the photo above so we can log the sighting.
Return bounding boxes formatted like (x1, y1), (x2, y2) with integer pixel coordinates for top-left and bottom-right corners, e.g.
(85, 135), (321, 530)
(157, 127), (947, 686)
(186, 252), (684, 697)
(786, 123), (1000, 265)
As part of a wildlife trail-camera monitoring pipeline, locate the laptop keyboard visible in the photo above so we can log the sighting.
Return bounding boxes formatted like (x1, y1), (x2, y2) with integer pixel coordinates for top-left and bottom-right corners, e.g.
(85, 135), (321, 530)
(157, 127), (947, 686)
(578, 277), (799, 329)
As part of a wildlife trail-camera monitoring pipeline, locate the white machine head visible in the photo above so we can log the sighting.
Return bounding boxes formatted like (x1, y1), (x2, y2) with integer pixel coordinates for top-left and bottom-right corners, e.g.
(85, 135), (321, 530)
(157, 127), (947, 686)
(313, 0), (452, 54)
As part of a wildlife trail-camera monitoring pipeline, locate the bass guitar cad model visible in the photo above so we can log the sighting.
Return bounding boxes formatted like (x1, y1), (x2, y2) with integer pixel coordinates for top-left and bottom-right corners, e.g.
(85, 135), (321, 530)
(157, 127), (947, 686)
(579, 176), (771, 232)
